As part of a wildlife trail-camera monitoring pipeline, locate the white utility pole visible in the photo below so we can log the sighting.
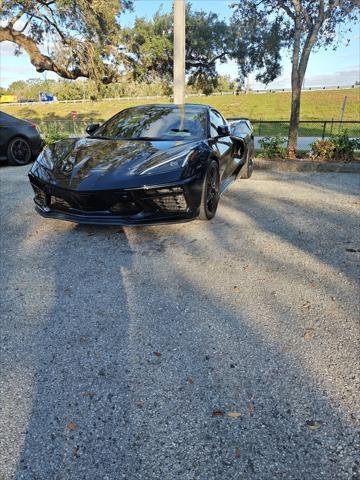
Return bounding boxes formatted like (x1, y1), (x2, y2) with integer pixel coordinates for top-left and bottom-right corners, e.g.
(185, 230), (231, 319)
(173, 0), (185, 104)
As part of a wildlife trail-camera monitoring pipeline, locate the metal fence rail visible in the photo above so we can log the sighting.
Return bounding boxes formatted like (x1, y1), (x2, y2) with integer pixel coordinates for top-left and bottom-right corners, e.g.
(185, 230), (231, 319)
(228, 120), (360, 138)
(2, 84), (359, 107)
(37, 118), (360, 139)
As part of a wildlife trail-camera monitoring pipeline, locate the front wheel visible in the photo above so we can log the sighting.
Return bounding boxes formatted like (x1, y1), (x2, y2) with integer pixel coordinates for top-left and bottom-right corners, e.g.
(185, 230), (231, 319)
(240, 149), (254, 179)
(7, 137), (32, 166)
(199, 160), (220, 220)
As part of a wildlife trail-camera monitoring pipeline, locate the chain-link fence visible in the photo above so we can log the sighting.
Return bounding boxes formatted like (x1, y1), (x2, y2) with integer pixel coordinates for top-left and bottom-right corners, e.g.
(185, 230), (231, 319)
(37, 118), (360, 151)
(228, 120), (360, 138)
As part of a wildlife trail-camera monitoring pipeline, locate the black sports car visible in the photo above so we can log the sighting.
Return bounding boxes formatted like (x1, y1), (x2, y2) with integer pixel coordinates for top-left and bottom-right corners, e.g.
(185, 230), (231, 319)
(29, 104), (254, 225)
(0, 111), (42, 166)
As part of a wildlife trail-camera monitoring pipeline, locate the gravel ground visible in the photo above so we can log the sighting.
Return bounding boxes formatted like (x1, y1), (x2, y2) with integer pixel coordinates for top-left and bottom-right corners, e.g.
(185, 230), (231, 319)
(0, 166), (359, 480)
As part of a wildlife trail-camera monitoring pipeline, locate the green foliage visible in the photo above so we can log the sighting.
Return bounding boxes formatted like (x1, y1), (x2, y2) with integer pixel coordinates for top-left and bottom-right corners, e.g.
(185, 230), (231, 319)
(309, 139), (336, 161)
(259, 136), (287, 159)
(122, 4), (278, 95)
(1, 0), (133, 83)
(42, 130), (69, 146)
(310, 131), (360, 162)
(331, 131), (360, 161)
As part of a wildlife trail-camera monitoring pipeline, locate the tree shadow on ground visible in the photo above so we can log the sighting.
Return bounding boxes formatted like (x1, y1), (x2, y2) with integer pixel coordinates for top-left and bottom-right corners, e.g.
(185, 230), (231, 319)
(0, 167), (358, 479)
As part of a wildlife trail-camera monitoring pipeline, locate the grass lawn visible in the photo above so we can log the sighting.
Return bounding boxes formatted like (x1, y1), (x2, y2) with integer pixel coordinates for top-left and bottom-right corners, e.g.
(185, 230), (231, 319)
(2, 88), (359, 123)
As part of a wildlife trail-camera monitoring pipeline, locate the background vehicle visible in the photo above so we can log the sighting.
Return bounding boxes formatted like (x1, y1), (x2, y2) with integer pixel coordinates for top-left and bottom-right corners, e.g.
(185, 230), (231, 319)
(0, 95), (17, 104)
(29, 104), (254, 225)
(0, 112), (42, 166)
(39, 92), (56, 102)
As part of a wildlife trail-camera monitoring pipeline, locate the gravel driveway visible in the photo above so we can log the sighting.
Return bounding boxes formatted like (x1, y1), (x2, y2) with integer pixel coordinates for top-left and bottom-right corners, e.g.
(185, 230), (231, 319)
(1, 166), (359, 480)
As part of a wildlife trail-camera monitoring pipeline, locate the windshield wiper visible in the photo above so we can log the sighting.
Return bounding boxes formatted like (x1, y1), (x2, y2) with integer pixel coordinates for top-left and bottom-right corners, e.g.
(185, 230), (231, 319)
(88, 135), (113, 140)
(116, 136), (159, 141)
(170, 128), (190, 133)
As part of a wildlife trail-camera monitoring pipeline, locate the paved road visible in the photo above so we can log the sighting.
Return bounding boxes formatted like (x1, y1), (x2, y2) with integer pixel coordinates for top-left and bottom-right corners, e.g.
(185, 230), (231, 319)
(1, 166), (359, 480)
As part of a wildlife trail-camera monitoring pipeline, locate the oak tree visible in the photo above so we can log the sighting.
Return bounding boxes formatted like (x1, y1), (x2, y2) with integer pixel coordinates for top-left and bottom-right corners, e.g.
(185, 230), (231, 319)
(231, 0), (359, 158)
(0, 0), (133, 84)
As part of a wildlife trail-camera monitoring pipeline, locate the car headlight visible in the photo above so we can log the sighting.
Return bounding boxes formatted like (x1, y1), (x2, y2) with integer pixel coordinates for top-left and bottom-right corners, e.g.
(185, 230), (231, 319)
(36, 147), (53, 169)
(140, 150), (197, 175)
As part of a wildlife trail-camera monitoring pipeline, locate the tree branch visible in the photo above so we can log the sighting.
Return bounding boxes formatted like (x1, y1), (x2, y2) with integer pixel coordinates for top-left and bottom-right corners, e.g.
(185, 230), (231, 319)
(7, 8), (27, 28)
(0, 26), (88, 79)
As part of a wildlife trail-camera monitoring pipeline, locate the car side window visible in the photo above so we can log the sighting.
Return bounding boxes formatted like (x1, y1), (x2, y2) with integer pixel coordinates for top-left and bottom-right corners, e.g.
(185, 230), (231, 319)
(210, 109), (226, 138)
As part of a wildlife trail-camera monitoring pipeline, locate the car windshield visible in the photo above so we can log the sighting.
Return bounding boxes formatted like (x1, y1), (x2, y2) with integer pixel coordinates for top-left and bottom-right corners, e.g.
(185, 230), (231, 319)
(93, 105), (207, 141)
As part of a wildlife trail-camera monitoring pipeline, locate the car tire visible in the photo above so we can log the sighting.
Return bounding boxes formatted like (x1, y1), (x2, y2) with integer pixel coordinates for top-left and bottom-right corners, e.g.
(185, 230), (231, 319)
(240, 149), (254, 179)
(7, 137), (32, 166)
(199, 159), (220, 220)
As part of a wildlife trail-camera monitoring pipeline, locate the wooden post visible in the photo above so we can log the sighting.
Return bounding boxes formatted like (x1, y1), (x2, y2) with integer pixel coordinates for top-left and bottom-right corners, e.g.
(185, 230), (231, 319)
(173, 0), (185, 104)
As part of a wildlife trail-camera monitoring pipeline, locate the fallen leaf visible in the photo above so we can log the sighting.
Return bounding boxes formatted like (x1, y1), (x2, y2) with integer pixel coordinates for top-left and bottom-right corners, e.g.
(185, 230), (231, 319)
(67, 421), (77, 430)
(153, 351), (161, 357)
(235, 447), (241, 458)
(280, 345), (291, 353)
(302, 301), (311, 309)
(248, 401), (255, 417)
(212, 409), (225, 417)
(226, 412), (242, 418)
(304, 328), (315, 341)
(81, 391), (96, 398)
(187, 377), (194, 385)
(306, 420), (321, 431)
(72, 447), (80, 458)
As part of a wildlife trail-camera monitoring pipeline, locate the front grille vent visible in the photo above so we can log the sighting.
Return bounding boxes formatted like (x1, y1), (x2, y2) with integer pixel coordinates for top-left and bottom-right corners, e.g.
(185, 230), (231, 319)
(51, 196), (72, 211)
(33, 185), (47, 207)
(152, 194), (187, 212)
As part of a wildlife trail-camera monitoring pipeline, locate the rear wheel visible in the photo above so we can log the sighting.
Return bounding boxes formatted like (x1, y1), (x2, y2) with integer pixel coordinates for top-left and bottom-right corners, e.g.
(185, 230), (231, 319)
(199, 160), (220, 220)
(7, 137), (32, 166)
(240, 149), (254, 179)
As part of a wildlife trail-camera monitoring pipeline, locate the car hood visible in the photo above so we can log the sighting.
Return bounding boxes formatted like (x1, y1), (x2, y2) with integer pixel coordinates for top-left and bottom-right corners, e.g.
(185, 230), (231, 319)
(31, 136), (203, 190)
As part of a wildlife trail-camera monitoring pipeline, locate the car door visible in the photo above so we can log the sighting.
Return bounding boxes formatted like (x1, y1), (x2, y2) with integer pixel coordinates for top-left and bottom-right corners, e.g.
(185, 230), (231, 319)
(209, 109), (233, 181)
(0, 112), (10, 158)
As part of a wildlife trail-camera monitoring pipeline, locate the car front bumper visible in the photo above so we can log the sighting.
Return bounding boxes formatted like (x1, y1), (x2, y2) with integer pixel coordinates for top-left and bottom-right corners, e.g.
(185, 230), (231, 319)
(29, 172), (204, 226)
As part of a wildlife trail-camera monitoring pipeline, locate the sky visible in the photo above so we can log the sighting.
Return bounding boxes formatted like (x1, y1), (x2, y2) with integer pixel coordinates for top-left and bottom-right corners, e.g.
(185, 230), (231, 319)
(1, 0), (359, 89)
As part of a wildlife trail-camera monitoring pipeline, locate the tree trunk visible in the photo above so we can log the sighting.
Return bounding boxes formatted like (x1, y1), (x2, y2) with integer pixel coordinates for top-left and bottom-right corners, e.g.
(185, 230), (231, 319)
(287, 78), (301, 159)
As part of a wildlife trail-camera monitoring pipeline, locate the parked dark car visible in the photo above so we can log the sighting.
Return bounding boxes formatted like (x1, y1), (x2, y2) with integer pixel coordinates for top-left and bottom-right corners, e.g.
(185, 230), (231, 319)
(29, 104), (254, 226)
(0, 111), (42, 166)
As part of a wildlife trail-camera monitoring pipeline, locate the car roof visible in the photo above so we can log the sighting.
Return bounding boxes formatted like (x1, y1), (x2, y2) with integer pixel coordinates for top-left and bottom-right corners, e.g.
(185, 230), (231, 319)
(0, 111), (29, 124)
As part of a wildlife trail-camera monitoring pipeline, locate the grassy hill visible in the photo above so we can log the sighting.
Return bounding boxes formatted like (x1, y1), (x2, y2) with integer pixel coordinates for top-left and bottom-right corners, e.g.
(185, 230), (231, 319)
(2, 88), (359, 123)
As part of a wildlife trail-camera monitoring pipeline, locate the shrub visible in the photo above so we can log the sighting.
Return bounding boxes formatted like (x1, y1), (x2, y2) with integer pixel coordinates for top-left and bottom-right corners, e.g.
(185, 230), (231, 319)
(37, 120), (71, 146)
(331, 131), (360, 161)
(310, 131), (360, 162)
(259, 136), (287, 159)
(309, 139), (336, 161)
(42, 131), (69, 146)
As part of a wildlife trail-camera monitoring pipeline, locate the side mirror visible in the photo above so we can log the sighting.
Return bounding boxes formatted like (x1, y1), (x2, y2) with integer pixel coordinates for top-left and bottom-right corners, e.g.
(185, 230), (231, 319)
(217, 125), (230, 137)
(86, 123), (100, 135)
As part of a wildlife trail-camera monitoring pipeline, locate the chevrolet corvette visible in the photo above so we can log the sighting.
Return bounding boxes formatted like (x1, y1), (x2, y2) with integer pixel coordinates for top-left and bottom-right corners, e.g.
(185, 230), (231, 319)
(29, 104), (254, 226)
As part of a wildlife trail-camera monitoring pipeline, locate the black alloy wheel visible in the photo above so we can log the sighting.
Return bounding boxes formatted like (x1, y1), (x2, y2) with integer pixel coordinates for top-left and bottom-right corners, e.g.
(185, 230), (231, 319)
(7, 137), (32, 166)
(199, 160), (220, 220)
(240, 149), (254, 179)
